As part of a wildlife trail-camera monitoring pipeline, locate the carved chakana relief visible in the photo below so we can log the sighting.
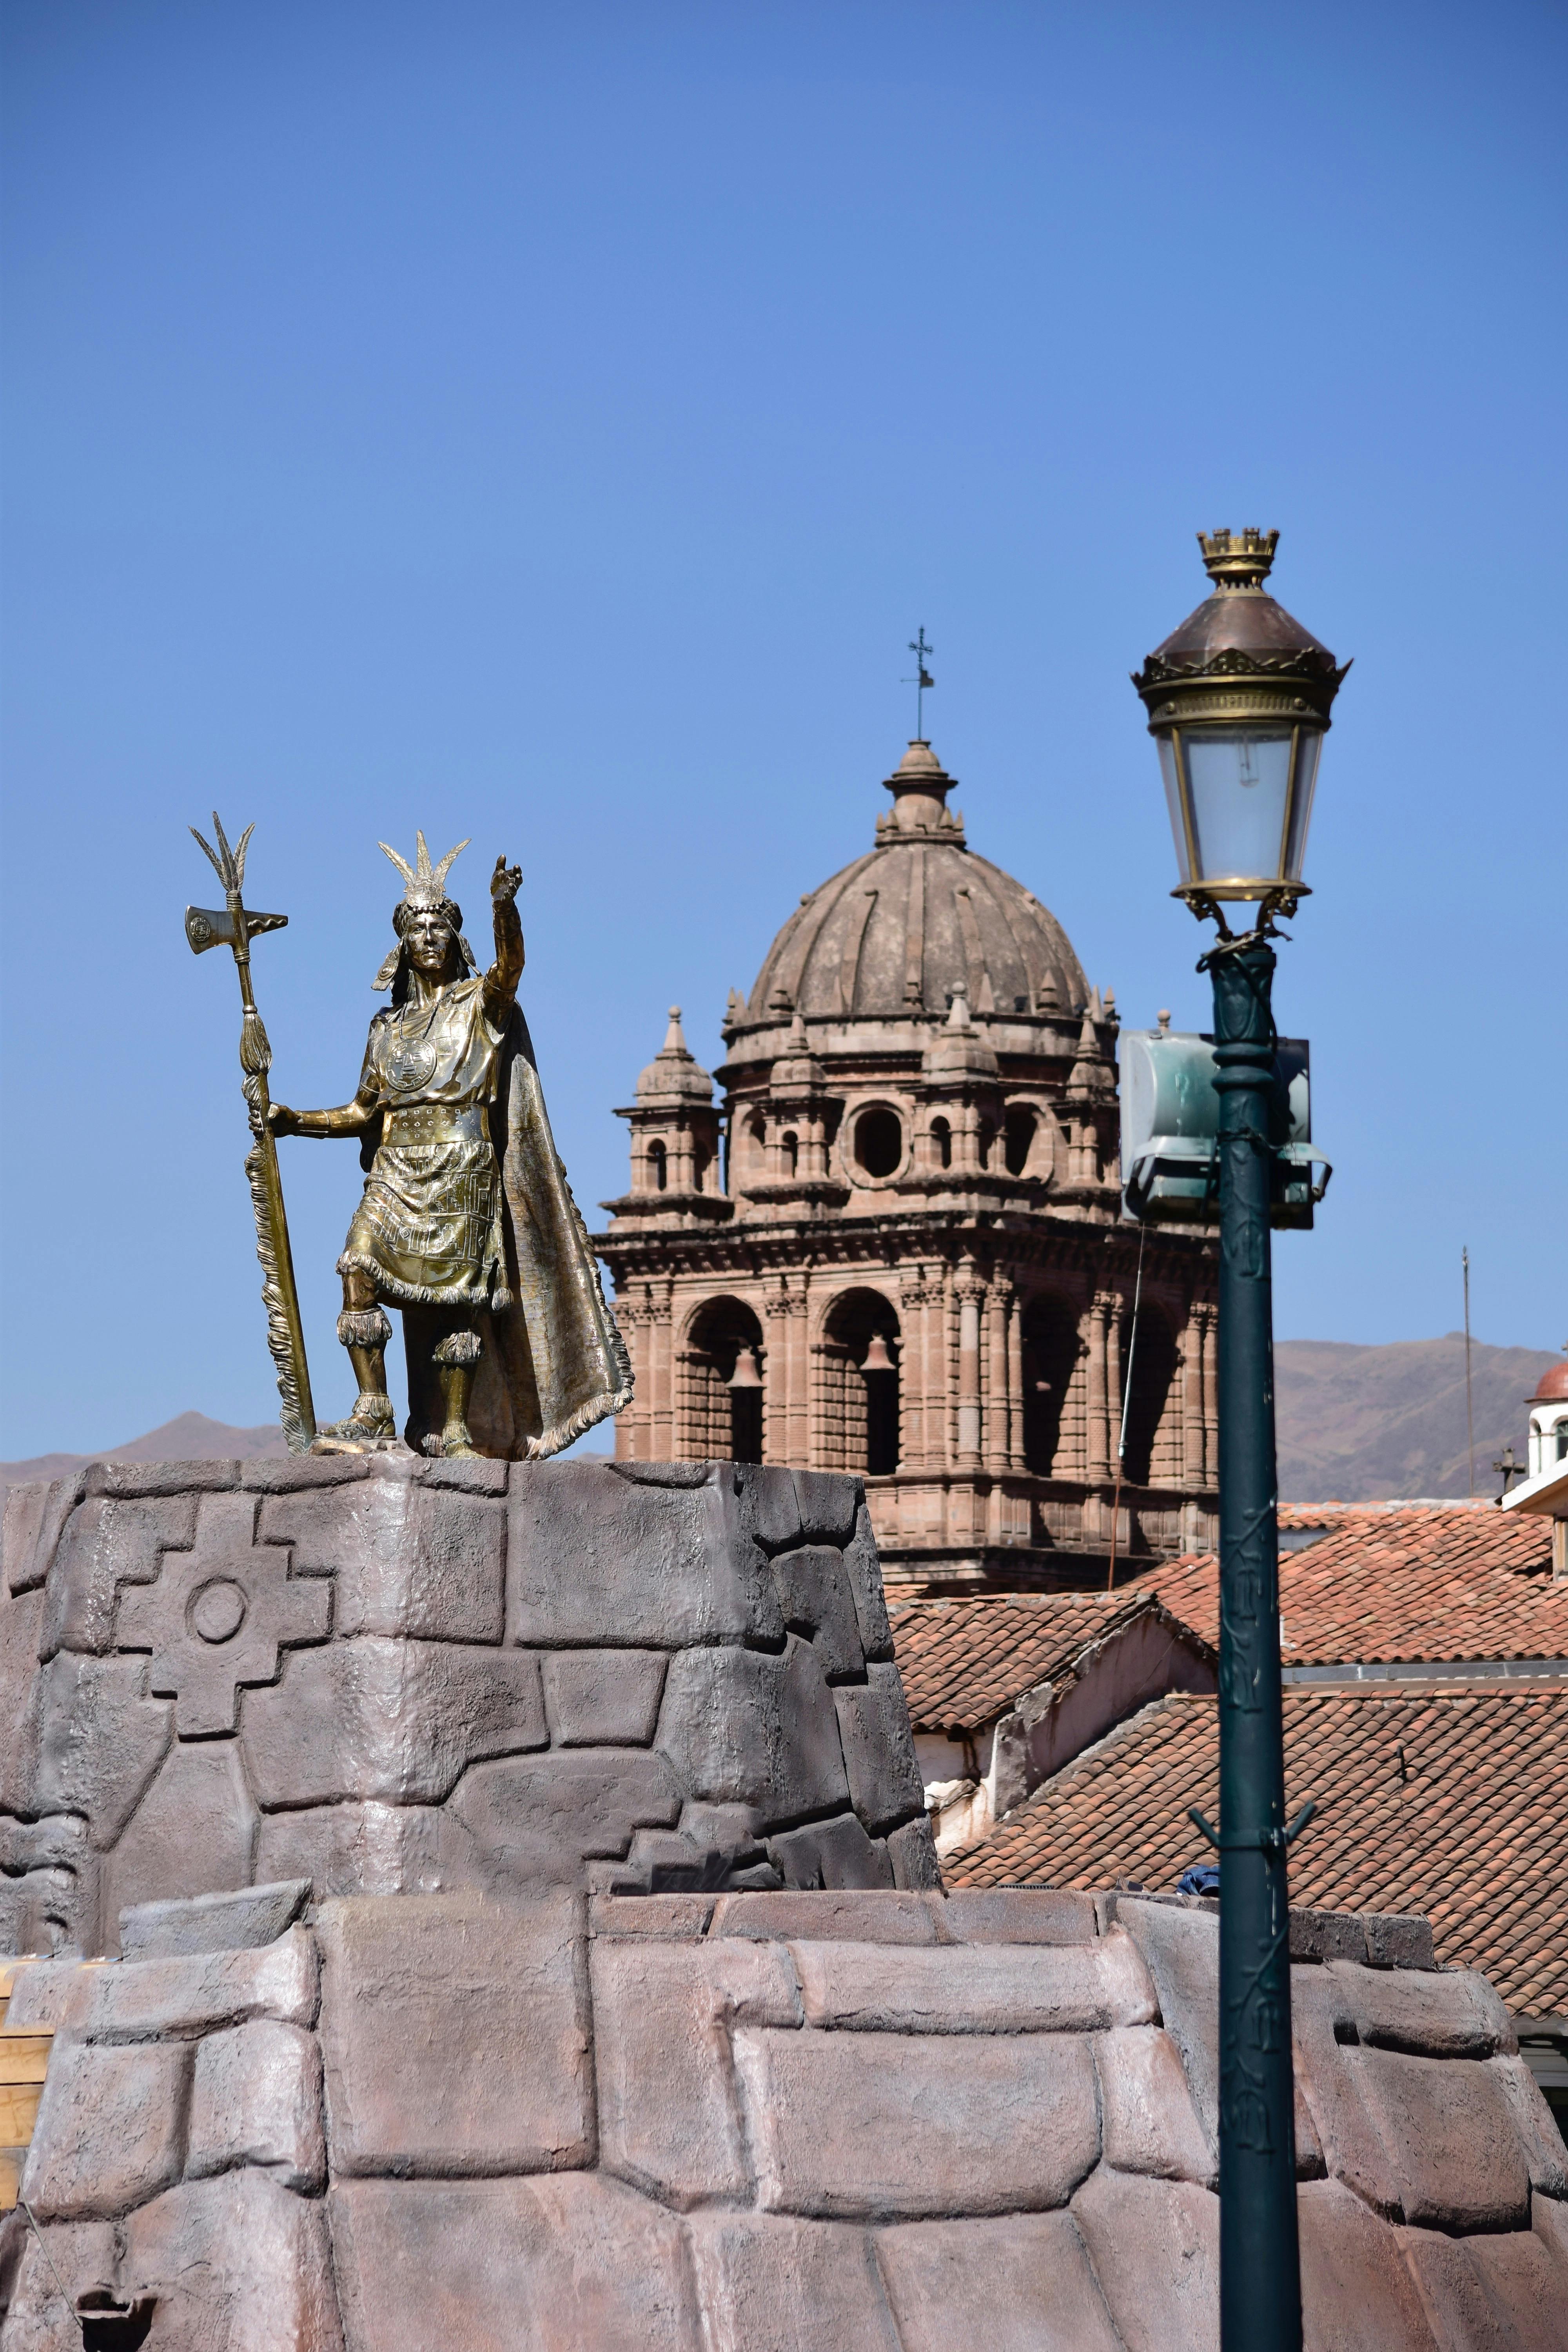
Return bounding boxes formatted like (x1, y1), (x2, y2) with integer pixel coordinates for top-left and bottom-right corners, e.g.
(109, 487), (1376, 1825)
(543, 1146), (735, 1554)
(115, 1493), (331, 1736)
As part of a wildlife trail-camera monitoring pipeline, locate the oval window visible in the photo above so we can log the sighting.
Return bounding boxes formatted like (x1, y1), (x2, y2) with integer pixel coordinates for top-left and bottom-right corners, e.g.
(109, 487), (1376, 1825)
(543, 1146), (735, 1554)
(855, 1108), (903, 1180)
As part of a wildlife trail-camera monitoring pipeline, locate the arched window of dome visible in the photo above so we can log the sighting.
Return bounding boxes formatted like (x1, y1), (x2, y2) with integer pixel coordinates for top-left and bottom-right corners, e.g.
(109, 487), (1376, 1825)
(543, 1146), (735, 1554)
(681, 1298), (766, 1463)
(853, 1106), (903, 1180)
(977, 1118), (997, 1172)
(691, 1139), (709, 1194)
(1022, 1297), (1078, 1476)
(647, 1139), (668, 1193)
(1004, 1104), (1037, 1178)
(929, 1116), (953, 1171)
(818, 1290), (900, 1476)
(1118, 1305), (1180, 1488)
(781, 1130), (799, 1180)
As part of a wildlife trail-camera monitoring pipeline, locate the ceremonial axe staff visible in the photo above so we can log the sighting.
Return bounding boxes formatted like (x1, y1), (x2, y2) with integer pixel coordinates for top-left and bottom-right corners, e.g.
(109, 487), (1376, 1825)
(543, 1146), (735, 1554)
(187, 813), (317, 1453)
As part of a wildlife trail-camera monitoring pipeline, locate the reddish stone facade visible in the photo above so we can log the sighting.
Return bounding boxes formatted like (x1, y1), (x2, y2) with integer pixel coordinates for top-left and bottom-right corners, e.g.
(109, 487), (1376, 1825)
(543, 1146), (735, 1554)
(597, 740), (1220, 1595)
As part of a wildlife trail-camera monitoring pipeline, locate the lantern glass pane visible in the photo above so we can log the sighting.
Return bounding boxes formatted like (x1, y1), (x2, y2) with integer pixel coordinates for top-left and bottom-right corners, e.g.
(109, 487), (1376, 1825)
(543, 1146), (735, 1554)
(1184, 726), (1294, 889)
(1157, 736), (1194, 886)
(1284, 728), (1323, 884)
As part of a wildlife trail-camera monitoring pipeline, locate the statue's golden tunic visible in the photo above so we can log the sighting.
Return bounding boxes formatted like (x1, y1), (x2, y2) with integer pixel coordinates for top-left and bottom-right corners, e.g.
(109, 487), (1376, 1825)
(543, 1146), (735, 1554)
(342, 981), (510, 1309)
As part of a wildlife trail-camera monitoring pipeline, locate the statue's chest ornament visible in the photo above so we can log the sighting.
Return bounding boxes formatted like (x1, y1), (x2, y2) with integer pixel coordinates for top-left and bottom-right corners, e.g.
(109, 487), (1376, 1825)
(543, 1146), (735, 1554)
(385, 1035), (440, 1091)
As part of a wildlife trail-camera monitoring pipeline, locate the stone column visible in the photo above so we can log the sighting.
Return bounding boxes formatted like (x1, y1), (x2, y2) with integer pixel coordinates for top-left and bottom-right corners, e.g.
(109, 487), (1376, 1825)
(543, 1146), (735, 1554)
(955, 1263), (984, 1467)
(1181, 1304), (1207, 1489)
(898, 1266), (930, 1470)
(1200, 1301), (1219, 1486)
(985, 1281), (1011, 1474)
(645, 1279), (675, 1460)
(668, 1118), (696, 1195)
(1005, 1285), (1026, 1471)
(1082, 1293), (1112, 1484)
(763, 1281), (810, 1466)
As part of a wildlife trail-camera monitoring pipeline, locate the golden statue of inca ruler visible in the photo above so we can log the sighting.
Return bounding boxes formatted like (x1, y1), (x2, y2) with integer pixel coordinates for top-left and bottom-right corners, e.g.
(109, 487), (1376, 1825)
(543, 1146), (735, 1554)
(267, 831), (632, 1460)
(187, 813), (318, 1452)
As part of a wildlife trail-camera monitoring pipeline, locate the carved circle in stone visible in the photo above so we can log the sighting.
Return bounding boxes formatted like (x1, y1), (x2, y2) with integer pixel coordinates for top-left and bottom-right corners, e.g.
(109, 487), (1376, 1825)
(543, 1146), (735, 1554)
(187, 1577), (249, 1645)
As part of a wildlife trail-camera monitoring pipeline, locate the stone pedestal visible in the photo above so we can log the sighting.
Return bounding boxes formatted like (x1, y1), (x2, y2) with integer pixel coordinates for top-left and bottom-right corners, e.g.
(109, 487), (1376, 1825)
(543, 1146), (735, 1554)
(3, 1889), (1566, 2349)
(0, 1457), (935, 1959)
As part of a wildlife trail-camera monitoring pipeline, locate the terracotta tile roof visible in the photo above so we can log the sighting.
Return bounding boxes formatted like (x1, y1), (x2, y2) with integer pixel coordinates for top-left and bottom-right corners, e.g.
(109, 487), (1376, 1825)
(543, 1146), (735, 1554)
(1132, 1503), (1564, 1666)
(945, 1685), (1568, 2019)
(890, 1592), (1206, 1734)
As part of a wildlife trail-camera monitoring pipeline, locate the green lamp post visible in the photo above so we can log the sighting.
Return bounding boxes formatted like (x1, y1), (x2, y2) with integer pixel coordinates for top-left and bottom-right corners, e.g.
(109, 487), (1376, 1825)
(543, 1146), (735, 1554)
(1133, 530), (1349, 2352)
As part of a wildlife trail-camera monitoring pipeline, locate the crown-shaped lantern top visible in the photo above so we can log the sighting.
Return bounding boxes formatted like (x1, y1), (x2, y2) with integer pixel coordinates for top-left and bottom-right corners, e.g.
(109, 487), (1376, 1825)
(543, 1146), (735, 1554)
(379, 831), (471, 909)
(1196, 528), (1279, 591)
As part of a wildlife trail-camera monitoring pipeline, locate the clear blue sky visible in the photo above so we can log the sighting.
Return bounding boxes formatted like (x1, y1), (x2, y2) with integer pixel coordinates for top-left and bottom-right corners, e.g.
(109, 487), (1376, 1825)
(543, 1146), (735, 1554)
(2, 0), (1563, 1456)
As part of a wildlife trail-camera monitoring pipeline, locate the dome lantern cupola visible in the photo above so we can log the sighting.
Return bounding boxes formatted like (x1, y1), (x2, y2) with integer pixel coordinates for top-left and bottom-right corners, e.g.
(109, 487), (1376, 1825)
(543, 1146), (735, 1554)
(877, 739), (965, 843)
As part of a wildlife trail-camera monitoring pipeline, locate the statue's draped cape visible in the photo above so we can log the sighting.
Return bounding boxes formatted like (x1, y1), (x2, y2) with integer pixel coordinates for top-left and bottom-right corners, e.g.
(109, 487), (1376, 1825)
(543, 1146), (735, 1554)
(390, 1005), (632, 1460)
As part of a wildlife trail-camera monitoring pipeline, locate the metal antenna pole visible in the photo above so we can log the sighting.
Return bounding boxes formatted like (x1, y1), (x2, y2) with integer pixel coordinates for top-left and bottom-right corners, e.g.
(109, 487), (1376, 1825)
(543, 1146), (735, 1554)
(1463, 1246), (1475, 1499)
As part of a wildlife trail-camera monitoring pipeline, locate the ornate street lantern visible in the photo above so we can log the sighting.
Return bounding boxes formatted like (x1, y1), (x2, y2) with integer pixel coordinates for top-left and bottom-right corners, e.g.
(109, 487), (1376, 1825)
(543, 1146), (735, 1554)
(1134, 530), (1349, 927)
(1132, 533), (1350, 2352)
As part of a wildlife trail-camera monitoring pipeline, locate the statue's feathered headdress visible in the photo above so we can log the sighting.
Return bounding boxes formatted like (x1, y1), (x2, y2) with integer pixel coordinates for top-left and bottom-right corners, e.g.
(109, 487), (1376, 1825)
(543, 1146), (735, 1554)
(372, 831), (477, 990)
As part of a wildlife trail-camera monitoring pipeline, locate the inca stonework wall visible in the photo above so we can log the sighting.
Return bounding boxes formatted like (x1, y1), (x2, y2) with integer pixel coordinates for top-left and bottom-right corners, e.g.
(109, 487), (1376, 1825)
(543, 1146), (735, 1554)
(0, 1458), (935, 1957)
(2, 1887), (1566, 2350)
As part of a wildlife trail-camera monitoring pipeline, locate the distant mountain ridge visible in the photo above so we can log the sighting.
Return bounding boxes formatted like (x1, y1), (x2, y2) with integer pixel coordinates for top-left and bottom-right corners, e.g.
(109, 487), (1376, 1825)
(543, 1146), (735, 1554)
(1275, 1335), (1559, 1503)
(0, 1338), (1559, 1507)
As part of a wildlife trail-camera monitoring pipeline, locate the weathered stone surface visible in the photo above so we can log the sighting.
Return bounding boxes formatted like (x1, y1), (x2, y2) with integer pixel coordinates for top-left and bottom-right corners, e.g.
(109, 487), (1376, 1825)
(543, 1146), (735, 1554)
(20, 1650), (172, 1845)
(509, 1461), (782, 1648)
(316, 1895), (589, 2175)
(258, 1469), (506, 1642)
(542, 1648), (667, 1745)
(711, 1889), (944, 1944)
(255, 1801), (442, 1899)
(690, 2214), (900, 2352)
(842, 1499), (894, 1662)
(592, 1937), (800, 2204)
(119, 1877), (312, 1960)
(0, 1587), (44, 1810)
(768, 1814), (892, 1891)
(1361, 1912), (1437, 1971)
(86, 1460), (240, 1498)
(772, 1545), (864, 1677)
(886, 1816), (943, 1891)
(240, 1638), (546, 1806)
(329, 2173), (700, 2352)
(100, 1737), (259, 1945)
(440, 1749), (684, 1890)
(659, 1635), (849, 1824)
(1326, 1956), (1512, 2057)
(833, 1666), (925, 1833)
(187, 2019), (325, 2191)
(5, 1476), (84, 1597)
(1292, 1967), (1407, 2218)
(1289, 1907), (1370, 1965)
(1095, 2027), (1216, 2183)
(0, 2216), (120, 2348)
(1296, 2178), (1436, 2352)
(1069, 2168), (1218, 2352)
(243, 1455), (370, 1493)
(1353, 2048), (1530, 2230)
(4, 1956), (90, 2031)
(125, 2169), (344, 2351)
(115, 1492), (330, 1735)
(790, 1471), (862, 1549)
(793, 1927), (1154, 2036)
(22, 2038), (189, 2219)
(735, 2025), (1099, 2217)
(1488, 2051), (1568, 2197)
(877, 2212), (1124, 2352)
(943, 1888), (1098, 1944)
(590, 1891), (716, 1940)
(66, 1927), (319, 2040)
(1398, 2224), (1564, 2352)
(40, 1492), (195, 1657)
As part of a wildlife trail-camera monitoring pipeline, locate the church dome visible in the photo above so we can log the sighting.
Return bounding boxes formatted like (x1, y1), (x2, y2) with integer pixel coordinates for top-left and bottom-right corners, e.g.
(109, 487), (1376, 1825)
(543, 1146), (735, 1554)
(738, 741), (1088, 1029)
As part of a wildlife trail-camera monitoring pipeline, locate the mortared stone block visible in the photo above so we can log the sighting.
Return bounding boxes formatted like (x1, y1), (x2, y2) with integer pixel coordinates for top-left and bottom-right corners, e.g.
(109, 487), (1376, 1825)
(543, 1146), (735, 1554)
(592, 1935), (800, 2205)
(65, 1926), (319, 2042)
(841, 1500), (895, 1662)
(316, 1894), (590, 2176)
(1351, 2047), (1530, 2231)
(734, 2024), (1099, 2218)
(1325, 1956), (1513, 2058)
(542, 1648), (668, 1745)
(21, 2038), (189, 2220)
(329, 2172), (701, 2352)
(439, 1748), (684, 1890)
(1069, 2168), (1218, 2352)
(942, 1888), (1098, 1944)
(24, 1650), (172, 1847)
(658, 1635), (850, 1824)
(1094, 2026), (1216, 2185)
(125, 2169), (344, 2352)
(690, 2214), (901, 2352)
(187, 2018), (325, 2192)
(886, 1815), (943, 1891)
(791, 1926), (1154, 2037)
(99, 1738), (260, 1951)
(41, 1492), (197, 1659)
(119, 1877), (312, 1960)
(876, 2211), (1124, 2352)
(766, 1814), (893, 1891)
(771, 1544), (865, 1678)
(833, 1666), (926, 1834)
(255, 1800), (442, 1900)
(711, 1889), (944, 1944)
(239, 1637), (546, 1806)
(4, 1474), (85, 1597)
(1295, 2178), (1436, 2352)
(258, 1468), (506, 1643)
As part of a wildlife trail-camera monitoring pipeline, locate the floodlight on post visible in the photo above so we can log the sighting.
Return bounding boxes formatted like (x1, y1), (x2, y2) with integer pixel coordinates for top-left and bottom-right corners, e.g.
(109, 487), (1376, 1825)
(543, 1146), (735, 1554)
(1132, 533), (1350, 2352)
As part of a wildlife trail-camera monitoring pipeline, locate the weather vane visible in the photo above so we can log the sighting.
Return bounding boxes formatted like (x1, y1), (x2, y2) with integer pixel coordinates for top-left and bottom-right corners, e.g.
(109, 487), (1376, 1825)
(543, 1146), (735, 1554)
(904, 628), (935, 739)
